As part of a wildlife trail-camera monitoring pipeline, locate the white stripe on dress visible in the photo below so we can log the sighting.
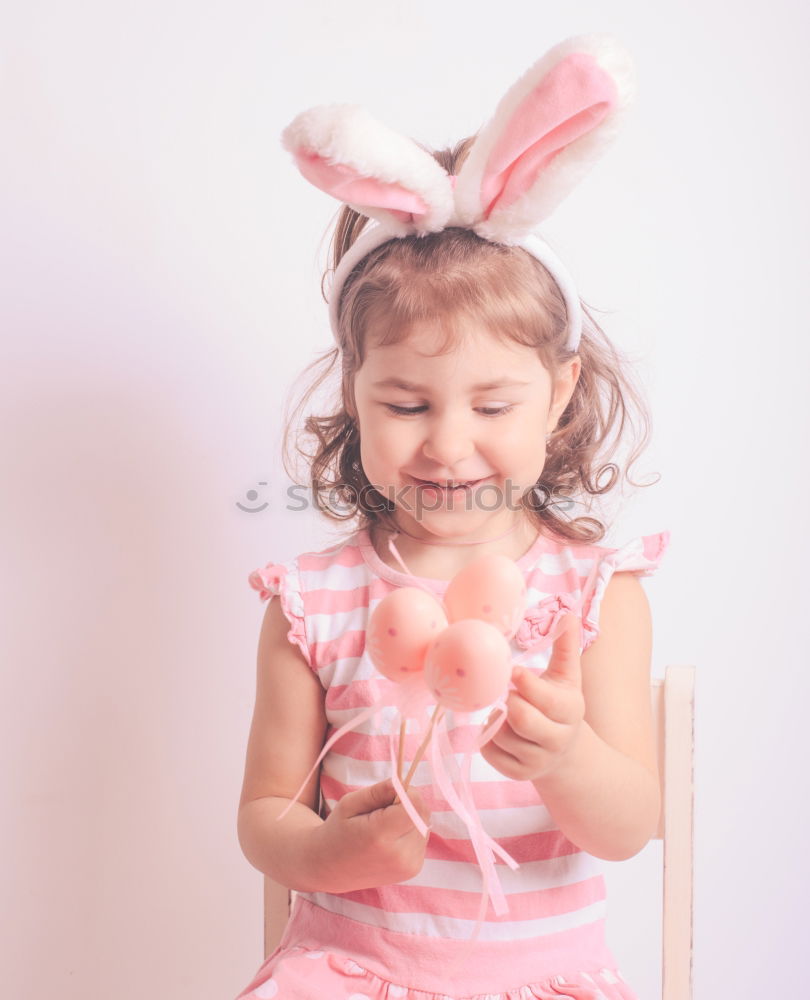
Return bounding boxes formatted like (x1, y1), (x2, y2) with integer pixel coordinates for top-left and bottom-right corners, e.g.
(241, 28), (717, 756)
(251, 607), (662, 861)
(300, 891), (608, 941)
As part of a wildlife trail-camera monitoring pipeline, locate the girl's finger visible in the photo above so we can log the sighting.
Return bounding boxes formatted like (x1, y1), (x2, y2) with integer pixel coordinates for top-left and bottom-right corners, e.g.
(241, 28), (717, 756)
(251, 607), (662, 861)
(491, 719), (537, 757)
(496, 703), (566, 753)
(379, 787), (431, 839)
(510, 669), (572, 726)
(542, 614), (583, 686)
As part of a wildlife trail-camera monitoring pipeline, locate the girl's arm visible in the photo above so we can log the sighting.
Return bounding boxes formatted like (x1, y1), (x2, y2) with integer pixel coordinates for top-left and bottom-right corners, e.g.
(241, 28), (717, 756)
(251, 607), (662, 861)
(236, 595), (330, 890)
(532, 571), (661, 860)
(237, 596), (431, 892)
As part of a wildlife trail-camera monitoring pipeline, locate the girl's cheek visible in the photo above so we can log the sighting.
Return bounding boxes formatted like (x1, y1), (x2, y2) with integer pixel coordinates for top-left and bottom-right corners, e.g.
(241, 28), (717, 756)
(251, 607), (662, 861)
(386, 424), (418, 449)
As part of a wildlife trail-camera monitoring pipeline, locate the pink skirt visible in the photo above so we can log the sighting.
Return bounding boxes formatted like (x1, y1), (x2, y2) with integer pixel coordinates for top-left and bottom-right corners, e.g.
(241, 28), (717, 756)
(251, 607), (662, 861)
(233, 897), (639, 1000)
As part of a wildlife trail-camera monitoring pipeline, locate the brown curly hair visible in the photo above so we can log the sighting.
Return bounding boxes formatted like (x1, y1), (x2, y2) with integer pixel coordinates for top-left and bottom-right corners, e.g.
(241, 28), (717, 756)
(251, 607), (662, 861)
(281, 136), (658, 546)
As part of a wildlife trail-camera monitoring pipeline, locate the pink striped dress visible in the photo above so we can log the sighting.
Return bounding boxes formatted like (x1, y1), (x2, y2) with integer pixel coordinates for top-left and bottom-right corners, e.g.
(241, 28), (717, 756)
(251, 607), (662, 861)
(236, 525), (670, 1000)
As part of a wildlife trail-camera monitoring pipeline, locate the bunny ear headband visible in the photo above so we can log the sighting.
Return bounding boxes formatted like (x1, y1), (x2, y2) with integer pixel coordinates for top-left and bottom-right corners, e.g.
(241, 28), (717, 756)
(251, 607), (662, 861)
(281, 33), (636, 353)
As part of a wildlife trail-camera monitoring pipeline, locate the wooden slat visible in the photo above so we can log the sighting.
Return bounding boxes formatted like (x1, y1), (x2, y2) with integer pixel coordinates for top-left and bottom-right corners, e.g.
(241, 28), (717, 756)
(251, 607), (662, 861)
(651, 678), (665, 841)
(661, 665), (695, 1000)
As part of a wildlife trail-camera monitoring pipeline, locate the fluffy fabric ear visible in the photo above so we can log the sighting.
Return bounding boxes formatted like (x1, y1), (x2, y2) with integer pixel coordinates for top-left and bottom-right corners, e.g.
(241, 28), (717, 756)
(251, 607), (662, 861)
(281, 104), (455, 236)
(452, 34), (636, 243)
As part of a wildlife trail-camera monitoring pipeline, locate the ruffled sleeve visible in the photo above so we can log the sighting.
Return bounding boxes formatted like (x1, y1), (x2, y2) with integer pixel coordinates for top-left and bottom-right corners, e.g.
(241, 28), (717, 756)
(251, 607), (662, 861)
(247, 558), (313, 669)
(580, 530), (671, 652)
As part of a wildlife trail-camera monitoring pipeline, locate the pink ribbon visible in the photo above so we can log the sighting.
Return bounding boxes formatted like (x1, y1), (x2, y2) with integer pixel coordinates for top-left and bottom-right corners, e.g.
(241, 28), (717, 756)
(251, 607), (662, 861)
(430, 708), (518, 917)
(277, 670), (436, 829)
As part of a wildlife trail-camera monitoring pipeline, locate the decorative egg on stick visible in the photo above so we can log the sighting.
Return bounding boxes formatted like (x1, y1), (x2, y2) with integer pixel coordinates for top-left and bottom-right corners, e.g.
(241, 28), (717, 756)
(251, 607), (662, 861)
(443, 553), (528, 639)
(423, 619), (513, 713)
(366, 586), (449, 781)
(366, 586), (449, 681)
(399, 617), (514, 792)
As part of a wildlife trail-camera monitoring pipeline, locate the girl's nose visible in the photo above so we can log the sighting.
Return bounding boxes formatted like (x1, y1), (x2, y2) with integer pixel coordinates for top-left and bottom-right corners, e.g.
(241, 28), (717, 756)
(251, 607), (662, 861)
(421, 414), (475, 468)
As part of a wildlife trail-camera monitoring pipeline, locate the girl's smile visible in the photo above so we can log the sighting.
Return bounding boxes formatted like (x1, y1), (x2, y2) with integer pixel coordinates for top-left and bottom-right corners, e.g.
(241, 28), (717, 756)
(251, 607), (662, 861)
(408, 474), (490, 491)
(406, 476), (492, 511)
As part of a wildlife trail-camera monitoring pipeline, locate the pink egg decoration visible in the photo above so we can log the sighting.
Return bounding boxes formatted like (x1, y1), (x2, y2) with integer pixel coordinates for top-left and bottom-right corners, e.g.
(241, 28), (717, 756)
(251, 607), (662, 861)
(442, 554), (527, 639)
(423, 619), (512, 712)
(366, 587), (449, 682)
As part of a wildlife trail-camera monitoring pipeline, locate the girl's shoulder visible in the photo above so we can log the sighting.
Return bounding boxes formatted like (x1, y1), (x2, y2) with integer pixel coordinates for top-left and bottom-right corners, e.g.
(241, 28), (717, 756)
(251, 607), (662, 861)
(246, 529), (371, 673)
(519, 528), (671, 655)
(247, 528), (369, 603)
(530, 527), (671, 579)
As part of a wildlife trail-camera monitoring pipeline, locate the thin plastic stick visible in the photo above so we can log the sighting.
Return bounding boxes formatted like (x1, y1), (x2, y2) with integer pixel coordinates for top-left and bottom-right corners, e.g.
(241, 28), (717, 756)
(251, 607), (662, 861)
(397, 705), (445, 798)
(397, 718), (406, 780)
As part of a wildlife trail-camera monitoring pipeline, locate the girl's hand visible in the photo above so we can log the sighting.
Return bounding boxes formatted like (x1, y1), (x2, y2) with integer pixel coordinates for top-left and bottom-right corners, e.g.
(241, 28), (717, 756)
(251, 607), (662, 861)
(311, 778), (432, 893)
(481, 614), (586, 782)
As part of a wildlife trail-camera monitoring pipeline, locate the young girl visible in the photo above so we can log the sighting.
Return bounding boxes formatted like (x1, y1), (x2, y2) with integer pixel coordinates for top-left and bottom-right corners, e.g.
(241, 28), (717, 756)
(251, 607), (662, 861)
(235, 35), (669, 1000)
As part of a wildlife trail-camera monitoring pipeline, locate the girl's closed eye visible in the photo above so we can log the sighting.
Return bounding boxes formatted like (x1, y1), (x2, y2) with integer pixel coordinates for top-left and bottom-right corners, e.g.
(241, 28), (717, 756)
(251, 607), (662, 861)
(385, 404), (426, 415)
(384, 403), (515, 417)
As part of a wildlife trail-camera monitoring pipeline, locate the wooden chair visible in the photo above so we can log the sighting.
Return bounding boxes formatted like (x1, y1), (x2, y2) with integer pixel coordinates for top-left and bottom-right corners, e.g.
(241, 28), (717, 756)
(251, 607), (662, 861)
(651, 664), (696, 1000)
(262, 664), (696, 999)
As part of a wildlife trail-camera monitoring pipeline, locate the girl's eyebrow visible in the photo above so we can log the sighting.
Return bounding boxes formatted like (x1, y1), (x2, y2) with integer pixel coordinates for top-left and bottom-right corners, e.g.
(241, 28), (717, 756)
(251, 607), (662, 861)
(371, 377), (532, 392)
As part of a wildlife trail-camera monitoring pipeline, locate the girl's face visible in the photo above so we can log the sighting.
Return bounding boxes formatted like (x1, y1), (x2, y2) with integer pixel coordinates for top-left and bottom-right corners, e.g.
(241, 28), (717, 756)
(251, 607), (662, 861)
(352, 319), (580, 542)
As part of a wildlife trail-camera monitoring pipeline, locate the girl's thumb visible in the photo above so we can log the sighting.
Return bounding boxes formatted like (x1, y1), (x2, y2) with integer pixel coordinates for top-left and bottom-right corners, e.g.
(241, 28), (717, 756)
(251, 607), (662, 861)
(342, 779), (397, 817)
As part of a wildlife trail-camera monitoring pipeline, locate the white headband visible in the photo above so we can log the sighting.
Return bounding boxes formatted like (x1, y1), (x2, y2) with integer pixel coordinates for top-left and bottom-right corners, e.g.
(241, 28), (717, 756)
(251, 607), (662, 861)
(328, 223), (584, 352)
(281, 33), (636, 354)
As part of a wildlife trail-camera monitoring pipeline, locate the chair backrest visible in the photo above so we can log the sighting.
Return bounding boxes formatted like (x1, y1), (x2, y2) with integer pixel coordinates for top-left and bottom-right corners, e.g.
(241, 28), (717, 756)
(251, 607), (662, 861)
(263, 665), (696, 1000)
(651, 664), (695, 1000)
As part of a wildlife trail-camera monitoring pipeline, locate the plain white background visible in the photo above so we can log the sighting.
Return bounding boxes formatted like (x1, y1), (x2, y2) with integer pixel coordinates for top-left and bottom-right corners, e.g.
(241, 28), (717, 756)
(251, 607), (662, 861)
(2, 2), (808, 997)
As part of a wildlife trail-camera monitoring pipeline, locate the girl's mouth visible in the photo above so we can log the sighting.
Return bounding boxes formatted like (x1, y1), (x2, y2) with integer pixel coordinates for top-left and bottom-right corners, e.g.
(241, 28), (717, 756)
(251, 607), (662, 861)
(411, 476), (488, 492)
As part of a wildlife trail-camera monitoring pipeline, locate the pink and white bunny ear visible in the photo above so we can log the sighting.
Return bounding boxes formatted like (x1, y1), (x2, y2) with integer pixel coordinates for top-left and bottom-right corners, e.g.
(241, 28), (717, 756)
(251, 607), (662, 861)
(281, 104), (455, 236)
(452, 34), (636, 244)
